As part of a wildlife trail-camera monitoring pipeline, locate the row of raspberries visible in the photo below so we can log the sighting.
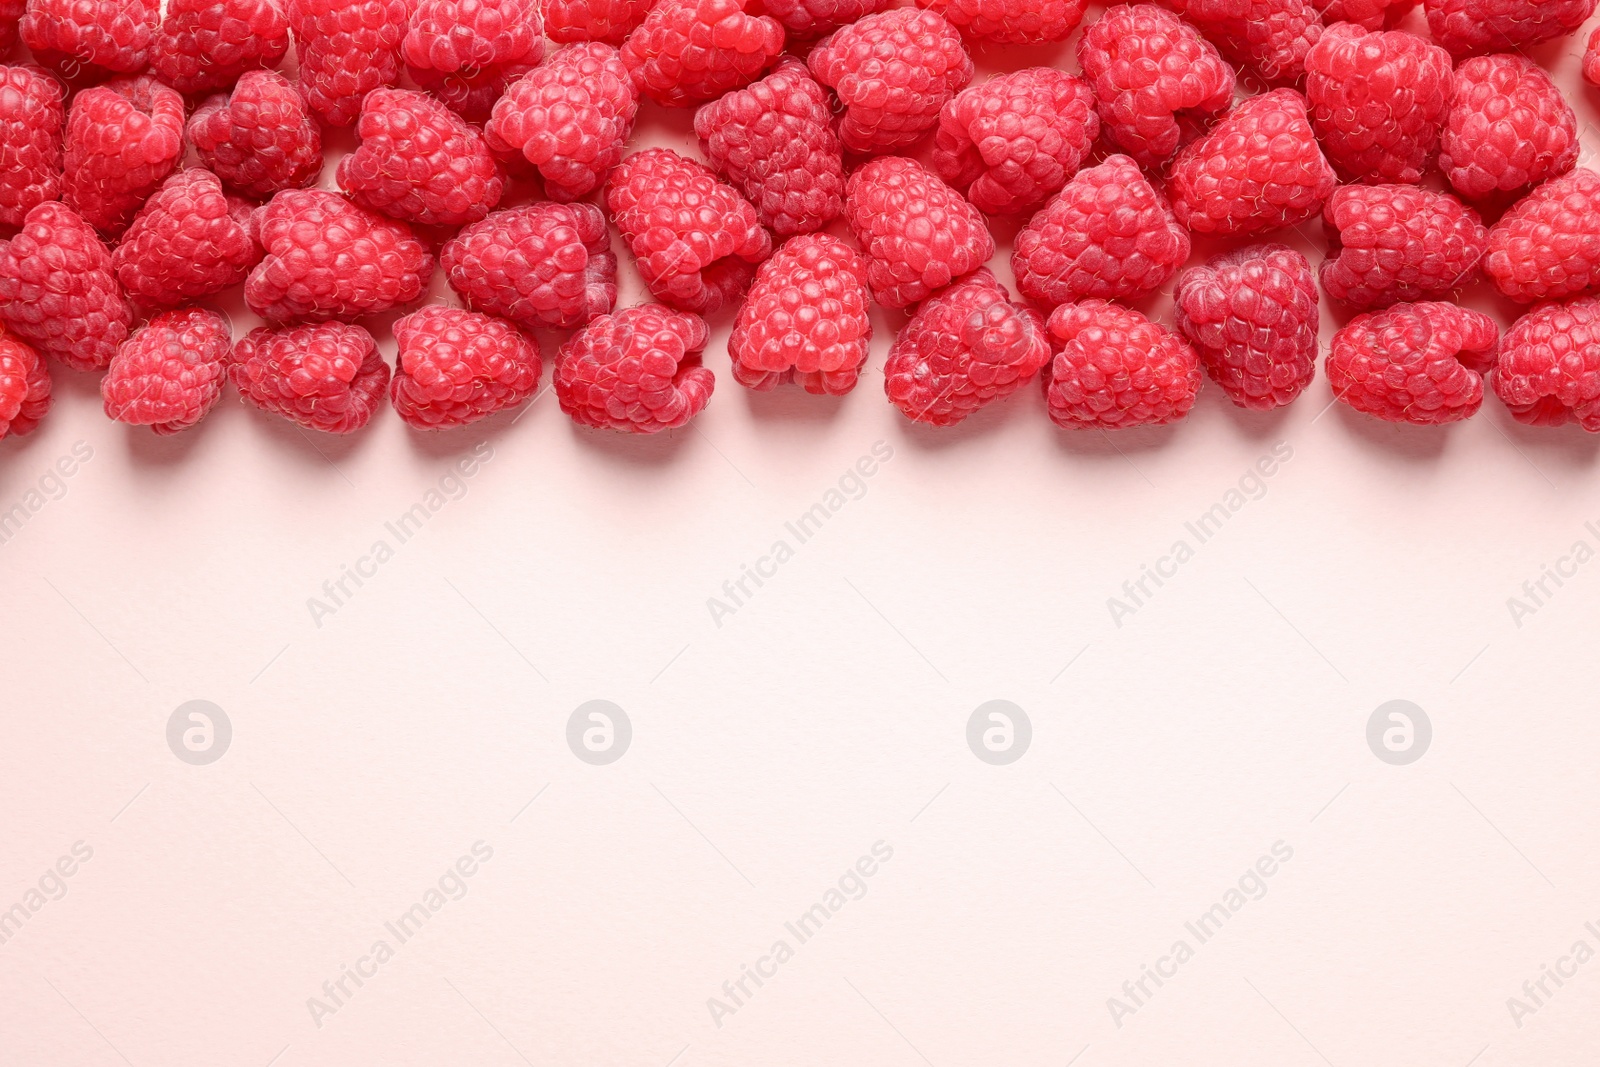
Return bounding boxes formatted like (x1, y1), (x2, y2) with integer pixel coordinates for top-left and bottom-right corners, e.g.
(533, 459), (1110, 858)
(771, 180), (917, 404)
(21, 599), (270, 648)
(3, 0), (1600, 439)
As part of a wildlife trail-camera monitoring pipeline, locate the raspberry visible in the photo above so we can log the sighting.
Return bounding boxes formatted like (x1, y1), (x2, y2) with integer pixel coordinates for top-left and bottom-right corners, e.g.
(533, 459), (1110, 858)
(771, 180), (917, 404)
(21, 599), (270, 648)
(442, 203), (617, 331)
(1493, 298), (1600, 429)
(1483, 168), (1600, 304)
(1158, 0), (1321, 81)
(1044, 299), (1202, 429)
(762, 0), (888, 37)
(555, 303), (714, 433)
(1075, 5), (1234, 171)
(21, 0), (158, 80)
(693, 58), (845, 236)
(913, 0), (1086, 44)
(1326, 301), (1498, 424)
(0, 202), (132, 371)
(62, 76), (184, 238)
(149, 0), (291, 96)
(1318, 0), (1416, 28)
(1304, 24), (1451, 186)
(844, 155), (993, 310)
(337, 88), (505, 228)
(620, 0), (784, 107)
(390, 306), (544, 429)
(1011, 154), (1188, 307)
(101, 308), (230, 434)
(486, 43), (639, 202)
(112, 169), (262, 309)
(1174, 243), (1317, 409)
(1424, 0), (1594, 56)
(289, 0), (409, 127)
(231, 322), (390, 433)
(606, 147), (771, 315)
(0, 66), (65, 229)
(808, 9), (972, 154)
(932, 68), (1098, 217)
(1167, 88), (1336, 237)
(885, 268), (1048, 426)
(187, 71), (324, 201)
(409, 62), (538, 124)
(1320, 185), (1487, 310)
(245, 189), (434, 323)
(0, 0), (22, 53)
(403, 0), (544, 71)
(729, 234), (872, 395)
(1587, 26), (1600, 87)
(0, 334), (51, 440)
(545, 0), (652, 42)
(1438, 55), (1576, 205)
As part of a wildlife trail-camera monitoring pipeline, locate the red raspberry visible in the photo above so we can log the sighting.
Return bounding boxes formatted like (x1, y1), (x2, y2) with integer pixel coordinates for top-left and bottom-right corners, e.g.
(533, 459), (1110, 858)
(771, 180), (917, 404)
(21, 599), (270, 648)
(409, 62), (538, 124)
(1174, 243), (1317, 409)
(555, 303), (714, 433)
(1327, 301), (1498, 424)
(1424, 0), (1594, 56)
(762, 0), (889, 37)
(808, 9), (972, 154)
(1439, 55), (1576, 205)
(1586, 26), (1600, 87)
(289, 0), (409, 127)
(545, 0), (652, 42)
(62, 75), (184, 237)
(0, 0), (23, 53)
(442, 203), (616, 331)
(188, 71), (324, 201)
(487, 43), (639, 202)
(1158, 0), (1321, 82)
(606, 147), (771, 315)
(0, 334), (52, 440)
(885, 268), (1048, 425)
(913, 0), (1085, 43)
(1320, 185), (1487, 310)
(21, 0), (158, 80)
(390, 305), (544, 429)
(1318, 0), (1416, 28)
(0, 65), (65, 229)
(693, 58), (845, 236)
(101, 308), (230, 434)
(1011, 154), (1188, 308)
(1304, 24), (1451, 186)
(245, 189), (434, 323)
(1044, 299), (1201, 429)
(844, 155), (993, 310)
(337, 88), (505, 228)
(0, 202), (132, 371)
(932, 68), (1098, 217)
(404, 0), (544, 71)
(1168, 88), (1336, 237)
(1493, 298), (1600, 429)
(230, 322), (390, 433)
(149, 0), (291, 96)
(1483, 168), (1600, 304)
(729, 234), (872, 395)
(112, 169), (262, 309)
(1075, 5), (1234, 171)
(620, 0), (784, 107)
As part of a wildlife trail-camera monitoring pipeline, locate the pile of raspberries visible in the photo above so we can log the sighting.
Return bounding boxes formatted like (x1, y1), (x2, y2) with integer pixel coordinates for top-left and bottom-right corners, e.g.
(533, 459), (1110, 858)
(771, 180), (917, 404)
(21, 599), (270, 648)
(3, 0), (1600, 436)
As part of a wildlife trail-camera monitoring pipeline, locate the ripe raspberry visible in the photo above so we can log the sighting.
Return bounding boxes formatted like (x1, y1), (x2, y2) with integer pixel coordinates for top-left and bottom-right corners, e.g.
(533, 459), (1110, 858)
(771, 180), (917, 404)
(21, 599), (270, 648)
(62, 76), (184, 237)
(0, 66), (65, 229)
(913, 0), (1085, 44)
(729, 234), (872, 395)
(762, 0), (889, 37)
(1318, 0), (1416, 28)
(112, 169), (261, 309)
(545, 0), (652, 42)
(1327, 301), (1498, 424)
(1320, 185), (1487, 310)
(21, 0), (159, 80)
(149, 0), (291, 96)
(1439, 55), (1576, 205)
(606, 148), (771, 315)
(0, 202), (132, 371)
(1044, 300), (1201, 429)
(1158, 0), (1321, 82)
(932, 68), (1098, 217)
(1011, 154), (1188, 308)
(555, 303), (714, 433)
(1174, 243), (1317, 409)
(808, 9), (972, 154)
(1167, 88), (1336, 237)
(188, 72), (324, 201)
(1483, 168), (1600, 304)
(487, 43), (639, 202)
(231, 322), (390, 433)
(101, 308), (230, 434)
(1493, 298), (1600, 429)
(1424, 0), (1594, 56)
(409, 62), (539, 124)
(441, 203), (617, 331)
(1075, 5), (1234, 171)
(1587, 26), (1600, 87)
(404, 0), (544, 71)
(620, 0), (784, 107)
(391, 306), (543, 429)
(0, 334), (52, 440)
(693, 58), (845, 236)
(885, 268), (1048, 426)
(844, 155), (993, 311)
(336, 89), (505, 228)
(289, 0), (409, 127)
(0, 0), (22, 53)
(1304, 24), (1451, 186)
(245, 190), (434, 323)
